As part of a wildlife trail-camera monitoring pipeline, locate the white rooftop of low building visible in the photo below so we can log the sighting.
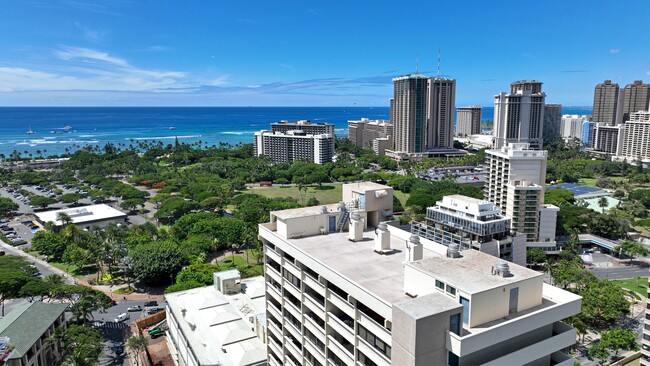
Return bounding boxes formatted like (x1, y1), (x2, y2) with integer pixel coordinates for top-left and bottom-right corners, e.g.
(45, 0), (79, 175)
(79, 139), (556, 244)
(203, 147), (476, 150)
(272, 203), (340, 220)
(165, 276), (267, 366)
(344, 181), (390, 192)
(265, 223), (540, 304)
(35, 204), (126, 225)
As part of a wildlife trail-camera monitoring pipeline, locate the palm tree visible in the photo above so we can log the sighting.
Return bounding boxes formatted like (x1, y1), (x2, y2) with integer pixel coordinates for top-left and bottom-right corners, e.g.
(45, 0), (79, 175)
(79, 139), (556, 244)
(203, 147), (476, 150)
(126, 334), (148, 366)
(56, 212), (73, 226)
(598, 196), (608, 213)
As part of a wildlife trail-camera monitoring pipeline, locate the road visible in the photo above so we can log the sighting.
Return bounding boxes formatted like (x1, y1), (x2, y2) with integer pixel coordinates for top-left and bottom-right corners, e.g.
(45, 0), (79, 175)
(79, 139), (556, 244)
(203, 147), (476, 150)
(0, 237), (74, 284)
(589, 264), (649, 279)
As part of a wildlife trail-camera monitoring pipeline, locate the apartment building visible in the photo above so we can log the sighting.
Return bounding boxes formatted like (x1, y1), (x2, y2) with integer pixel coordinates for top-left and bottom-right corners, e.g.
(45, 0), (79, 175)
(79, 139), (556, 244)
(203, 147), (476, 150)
(258, 182), (581, 366)
(581, 121), (595, 147)
(592, 80), (621, 125)
(427, 78), (456, 149)
(411, 195), (527, 266)
(455, 106), (482, 137)
(271, 120), (335, 136)
(254, 130), (335, 165)
(0, 302), (68, 366)
(165, 270), (267, 366)
(348, 119), (394, 154)
(593, 123), (623, 155)
(485, 144), (558, 244)
(560, 115), (589, 141)
(493, 81), (546, 150)
(615, 111), (650, 166)
(543, 104), (562, 142)
(622, 80), (650, 122)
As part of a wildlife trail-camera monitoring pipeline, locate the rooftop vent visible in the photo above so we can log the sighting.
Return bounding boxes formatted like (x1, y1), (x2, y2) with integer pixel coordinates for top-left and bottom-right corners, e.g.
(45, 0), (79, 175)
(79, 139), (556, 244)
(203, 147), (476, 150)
(494, 260), (512, 277)
(338, 201), (347, 212)
(320, 206), (328, 214)
(406, 234), (423, 262)
(447, 243), (461, 258)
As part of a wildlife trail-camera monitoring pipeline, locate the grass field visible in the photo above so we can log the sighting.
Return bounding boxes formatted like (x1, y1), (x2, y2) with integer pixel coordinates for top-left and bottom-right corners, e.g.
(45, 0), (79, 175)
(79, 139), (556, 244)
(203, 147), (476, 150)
(244, 184), (411, 208)
(578, 177), (626, 188)
(611, 277), (647, 297)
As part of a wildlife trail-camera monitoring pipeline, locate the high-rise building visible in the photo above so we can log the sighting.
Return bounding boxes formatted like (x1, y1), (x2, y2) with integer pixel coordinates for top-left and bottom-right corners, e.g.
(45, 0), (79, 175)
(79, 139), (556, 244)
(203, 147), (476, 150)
(411, 195), (527, 265)
(392, 74), (429, 154)
(389, 74), (458, 161)
(427, 78), (456, 149)
(593, 123), (623, 155)
(543, 104), (562, 142)
(259, 182), (581, 366)
(560, 115), (589, 141)
(622, 80), (650, 122)
(616, 111), (650, 165)
(581, 120), (596, 147)
(255, 121), (335, 164)
(592, 80), (621, 125)
(455, 106), (482, 137)
(485, 143), (557, 243)
(493, 80), (546, 150)
(347, 118), (393, 153)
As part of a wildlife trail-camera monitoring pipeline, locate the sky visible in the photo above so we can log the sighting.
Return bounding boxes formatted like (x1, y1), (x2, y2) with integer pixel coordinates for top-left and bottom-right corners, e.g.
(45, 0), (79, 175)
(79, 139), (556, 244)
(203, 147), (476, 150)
(0, 0), (649, 107)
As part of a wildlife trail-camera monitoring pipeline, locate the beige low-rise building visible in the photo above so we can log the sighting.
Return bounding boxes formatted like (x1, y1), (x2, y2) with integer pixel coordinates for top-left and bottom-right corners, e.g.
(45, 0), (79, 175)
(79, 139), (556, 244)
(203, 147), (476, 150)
(259, 182), (581, 366)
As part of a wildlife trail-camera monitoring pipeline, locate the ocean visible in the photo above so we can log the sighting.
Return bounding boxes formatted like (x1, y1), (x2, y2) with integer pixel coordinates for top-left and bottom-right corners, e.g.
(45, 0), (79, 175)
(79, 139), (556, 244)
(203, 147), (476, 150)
(0, 106), (592, 157)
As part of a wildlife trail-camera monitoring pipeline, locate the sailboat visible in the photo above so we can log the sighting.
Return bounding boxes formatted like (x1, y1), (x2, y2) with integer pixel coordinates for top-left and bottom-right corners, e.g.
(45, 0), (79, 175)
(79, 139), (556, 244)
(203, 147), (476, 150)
(26, 125), (35, 135)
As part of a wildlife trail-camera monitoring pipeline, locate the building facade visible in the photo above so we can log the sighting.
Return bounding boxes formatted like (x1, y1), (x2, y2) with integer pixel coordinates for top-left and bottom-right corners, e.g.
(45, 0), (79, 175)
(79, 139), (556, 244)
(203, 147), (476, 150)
(259, 182), (581, 366)
(455, 106), (482, 137)
(581, 121), (595, 147)
(427, 78), (456, 149)
(622, 80), (650, 122)
(254, 129), (335, 165)
(592, 80), (621, 125)
(543, 104), (562, 142)
(0, 302), (68, 366)
(560, 115), (588, 141)
(411, 195), (527, 265)
(392, 74), (429, 154)
(347, 119), (393, 153)
(493, 80), (546, 150)
(617, 111), (650, 165)
(485, 144), (557, 243)
(593, 123), (623, 155)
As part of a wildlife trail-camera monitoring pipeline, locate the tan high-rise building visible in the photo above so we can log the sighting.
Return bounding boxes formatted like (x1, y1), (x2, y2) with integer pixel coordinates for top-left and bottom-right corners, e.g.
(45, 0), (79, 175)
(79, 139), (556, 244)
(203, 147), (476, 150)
(455, 106), (482, 137)
(348, 118), (394, 154)
(592, 80), (620, 125)
(427, 78), (456, 149)
(622, 80), (650, 122)
(493, 81), (546, 150)
(392, 74), (429, 153)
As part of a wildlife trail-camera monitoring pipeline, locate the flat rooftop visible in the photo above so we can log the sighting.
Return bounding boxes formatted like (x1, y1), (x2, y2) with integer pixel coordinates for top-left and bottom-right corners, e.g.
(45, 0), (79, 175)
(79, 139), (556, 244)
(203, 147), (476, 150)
(264, 224), (540, 305)
(165, 276), (267, 366)
(35, 204), (127, 225)
(408, 250), (542, 295)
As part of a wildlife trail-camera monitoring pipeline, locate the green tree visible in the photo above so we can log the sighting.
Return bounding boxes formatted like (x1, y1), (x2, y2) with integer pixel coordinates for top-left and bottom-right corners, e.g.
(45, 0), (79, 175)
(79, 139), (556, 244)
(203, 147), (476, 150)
(130, 240), (188, 285)
(60, 193), (84, 205)
(598, 196), (608, 213)
(581, 280), (630, 329)
(31, 231), (67, 261)
(526, 248), (546, 266)
(62, 325), (103, 366)
(0, 256), (38, 316)
(120, 197), (145, 213)
(57, 212), (73, 226)
(29, 195), (57, 207)
(0, 197), (18, 217)
(615, 240), (649, 262)
(19, 280), (52, 302)
(600, 327), (640, 357)
(126, 334), (149, 366)
(588, 341), (610, 365)
(544, 188), (575, 206)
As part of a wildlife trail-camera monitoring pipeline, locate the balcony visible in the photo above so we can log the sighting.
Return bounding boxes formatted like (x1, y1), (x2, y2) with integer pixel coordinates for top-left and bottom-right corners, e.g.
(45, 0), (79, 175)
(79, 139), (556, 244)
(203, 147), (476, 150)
(265, 246), (282, 265)
(267, 301), (283, 322)
(304, 272), (326, 296)
(285, 297), (303, 320)
(328, 311), (355, 344)
(358, 311), (392, 346)
(284, 258), (302, 279)
(328, 291), (355, 318)
(304, 339), (327, 365)
(268, 319), (283, 339)
(268, 337), (283, 360)
(357, 337), (391, 366)
(304, 294), (326, 320)
(285, 335), (303, 361)
(266, 264), (282, 284)
(328, 335), (354, 365)
(284, 280), (302, 300)
(267, 283), (282, 303)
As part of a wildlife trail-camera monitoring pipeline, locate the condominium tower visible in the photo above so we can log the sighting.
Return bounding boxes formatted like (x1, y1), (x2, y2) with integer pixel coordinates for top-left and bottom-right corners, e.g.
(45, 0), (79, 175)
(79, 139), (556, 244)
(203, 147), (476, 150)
(560, 115), (589, 141)
(622, 80), (650, 122)
(616, 111), (650, 165)
(254, 120), (335, 165)
(485, 143), (558, 243)
(592, 80), (621, 125)
(348, 118), (394, 155)
(455, 106), (482, 137)
(493, 81), (546, 150)
(259, 182), (581, 366)
(390, 74), (456, 159)
(543, 104), (562, 141)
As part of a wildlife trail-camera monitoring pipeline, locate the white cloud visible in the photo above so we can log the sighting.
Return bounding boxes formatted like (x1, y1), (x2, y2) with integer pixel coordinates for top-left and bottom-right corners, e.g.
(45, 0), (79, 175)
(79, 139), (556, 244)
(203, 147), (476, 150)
(55, 47), (129, 67)
(208, 75), (229, 86)
(609, 48), (621, 54)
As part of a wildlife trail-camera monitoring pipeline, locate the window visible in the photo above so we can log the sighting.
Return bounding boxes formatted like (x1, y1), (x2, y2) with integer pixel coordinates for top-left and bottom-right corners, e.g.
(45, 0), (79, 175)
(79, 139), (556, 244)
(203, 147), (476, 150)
(448, 351), (459, 366)
(446, 285), (456, 296)
(449, 314), (460, 335)
(435, 279), (445, 290)
(358, 324), (391, 359)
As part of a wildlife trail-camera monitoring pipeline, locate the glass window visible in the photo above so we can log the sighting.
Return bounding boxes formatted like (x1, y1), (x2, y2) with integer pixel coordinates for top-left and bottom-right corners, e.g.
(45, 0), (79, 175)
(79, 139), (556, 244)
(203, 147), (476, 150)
(446, 285), (456, 296)
(435, 279), (445, 290)
(449, 314), (460, 335)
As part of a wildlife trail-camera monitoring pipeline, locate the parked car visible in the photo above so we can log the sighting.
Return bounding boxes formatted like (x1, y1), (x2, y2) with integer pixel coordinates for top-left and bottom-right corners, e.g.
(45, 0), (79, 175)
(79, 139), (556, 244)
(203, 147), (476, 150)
(127, 305), (142, 312)
(146, 307), (163, 315)
(144, 301), (158, 307)
(148, 327), (165, 338)
(114, 313), (130, 323)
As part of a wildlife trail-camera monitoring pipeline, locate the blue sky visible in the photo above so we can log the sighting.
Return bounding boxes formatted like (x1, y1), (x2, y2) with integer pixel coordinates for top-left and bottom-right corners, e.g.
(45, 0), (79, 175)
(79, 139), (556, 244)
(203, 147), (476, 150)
(0, 0), (648, 106)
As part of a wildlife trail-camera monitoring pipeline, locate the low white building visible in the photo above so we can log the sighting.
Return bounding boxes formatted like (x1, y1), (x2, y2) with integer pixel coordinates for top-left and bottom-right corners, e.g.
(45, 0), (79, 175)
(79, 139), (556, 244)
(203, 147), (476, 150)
(259, 182), (581, 366)
(165, 270), (268, 366)
(35, 204), (127, 229)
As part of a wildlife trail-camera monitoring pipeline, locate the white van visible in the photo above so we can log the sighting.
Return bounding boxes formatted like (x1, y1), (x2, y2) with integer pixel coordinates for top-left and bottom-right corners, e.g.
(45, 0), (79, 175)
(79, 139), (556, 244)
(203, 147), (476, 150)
(114, 313), (130, 323)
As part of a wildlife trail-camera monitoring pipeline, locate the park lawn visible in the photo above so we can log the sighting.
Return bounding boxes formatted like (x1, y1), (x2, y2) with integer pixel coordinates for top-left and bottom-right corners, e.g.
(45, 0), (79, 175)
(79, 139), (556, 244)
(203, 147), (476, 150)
(610, 277), (647, 297)
(578, 177), (626, 188)
(218, 254), (263, 278)
(393, 190), (410, 208)
(245, 184), (343, 205)
(48, 261), (96, 278)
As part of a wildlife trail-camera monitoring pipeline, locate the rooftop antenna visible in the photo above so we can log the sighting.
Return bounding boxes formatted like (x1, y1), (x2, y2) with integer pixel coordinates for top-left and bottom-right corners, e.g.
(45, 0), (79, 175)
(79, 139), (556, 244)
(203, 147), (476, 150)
(437, 48), (441, 78)
(416, 52), (419, 74)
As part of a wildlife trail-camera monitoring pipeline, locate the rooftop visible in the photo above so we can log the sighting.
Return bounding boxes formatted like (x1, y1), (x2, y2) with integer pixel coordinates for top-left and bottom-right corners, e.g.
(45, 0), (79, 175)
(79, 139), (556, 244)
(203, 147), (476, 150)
(0, 301), (67, 359)
(165, 276), (267, 366)
(35, 204), (127, 226)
